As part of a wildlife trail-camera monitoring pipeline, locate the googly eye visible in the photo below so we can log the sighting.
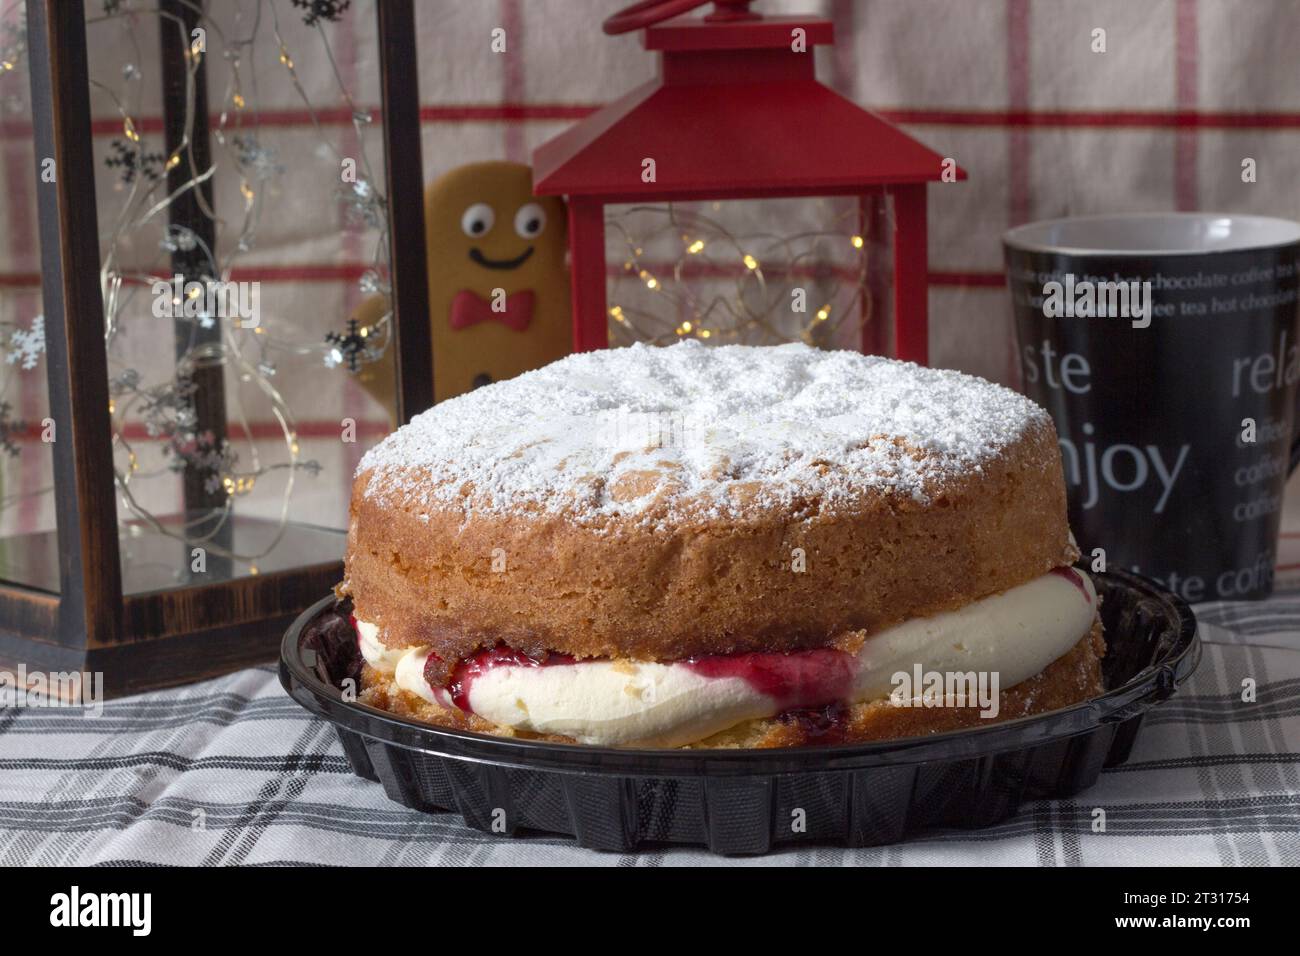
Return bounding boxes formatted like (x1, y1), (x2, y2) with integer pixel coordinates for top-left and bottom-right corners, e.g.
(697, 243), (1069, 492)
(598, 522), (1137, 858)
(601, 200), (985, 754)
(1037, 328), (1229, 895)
(460, 203), (495, 238)
(513, 202), (546, 239)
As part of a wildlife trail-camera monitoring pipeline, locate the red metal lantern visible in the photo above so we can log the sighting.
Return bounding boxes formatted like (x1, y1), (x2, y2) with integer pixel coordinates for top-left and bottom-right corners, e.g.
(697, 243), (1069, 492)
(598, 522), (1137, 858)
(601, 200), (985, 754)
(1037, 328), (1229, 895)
(533, 0), (965, 365)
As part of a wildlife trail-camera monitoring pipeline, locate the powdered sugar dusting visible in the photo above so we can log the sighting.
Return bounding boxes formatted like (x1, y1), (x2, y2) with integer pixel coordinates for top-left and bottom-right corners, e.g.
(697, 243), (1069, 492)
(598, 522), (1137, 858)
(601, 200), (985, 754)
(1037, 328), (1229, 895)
(358, 341), (1050, 525)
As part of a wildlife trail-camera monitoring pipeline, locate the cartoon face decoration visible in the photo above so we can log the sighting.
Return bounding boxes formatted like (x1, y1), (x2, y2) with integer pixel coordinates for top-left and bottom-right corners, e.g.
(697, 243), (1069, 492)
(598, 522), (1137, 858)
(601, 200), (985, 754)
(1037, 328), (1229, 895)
(424, 161), (571, 401)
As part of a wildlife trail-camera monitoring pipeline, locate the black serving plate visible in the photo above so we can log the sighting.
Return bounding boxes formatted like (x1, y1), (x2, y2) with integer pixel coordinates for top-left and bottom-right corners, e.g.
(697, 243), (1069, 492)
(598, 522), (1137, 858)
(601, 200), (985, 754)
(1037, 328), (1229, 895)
(279, 570), (1199, 855)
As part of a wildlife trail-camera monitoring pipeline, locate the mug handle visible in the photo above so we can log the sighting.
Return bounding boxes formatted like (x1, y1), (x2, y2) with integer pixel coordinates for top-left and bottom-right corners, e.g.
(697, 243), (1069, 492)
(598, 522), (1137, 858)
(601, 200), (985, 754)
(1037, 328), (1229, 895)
(1293, 389), (1300, 473)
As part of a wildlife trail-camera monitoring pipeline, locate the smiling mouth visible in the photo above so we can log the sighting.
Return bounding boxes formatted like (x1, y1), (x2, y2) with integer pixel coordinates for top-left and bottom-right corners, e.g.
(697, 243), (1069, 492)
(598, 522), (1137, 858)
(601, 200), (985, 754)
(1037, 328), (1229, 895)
(470, 246), (534, 270)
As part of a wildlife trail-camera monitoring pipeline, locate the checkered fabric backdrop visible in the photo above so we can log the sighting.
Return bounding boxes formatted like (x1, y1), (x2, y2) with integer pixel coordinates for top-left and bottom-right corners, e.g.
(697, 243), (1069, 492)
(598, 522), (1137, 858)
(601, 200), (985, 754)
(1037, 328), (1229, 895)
(2, 0), (1300, 864)
(0, 592), (1297, 865)
(5, 0), (1300, 536)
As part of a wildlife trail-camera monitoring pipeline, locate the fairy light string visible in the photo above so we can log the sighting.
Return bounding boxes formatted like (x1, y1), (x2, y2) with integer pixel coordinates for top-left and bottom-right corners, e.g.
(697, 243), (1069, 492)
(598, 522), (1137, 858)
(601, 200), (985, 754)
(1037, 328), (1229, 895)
(604, 202), (873, 349)
(0, 1), (872, 560)
(0, 0), (389, 562)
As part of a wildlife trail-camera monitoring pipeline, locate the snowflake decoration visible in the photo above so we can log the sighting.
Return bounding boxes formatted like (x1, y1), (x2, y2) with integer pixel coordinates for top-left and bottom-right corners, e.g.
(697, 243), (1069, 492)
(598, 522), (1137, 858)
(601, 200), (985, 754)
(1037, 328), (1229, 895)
(136, 375), (198, 440)
(5, 315), (45, 370)
(160, 225), (199, 253)
(292, 0), (351, 27)
(185, 433), (239, 495)
(104, 138), (164, 185)
(0, 402), (26, 457)
(231, 135), (284, 181)
(109, 367), (142, 396)
(325, 318), (371, 372)
(339, 178), (385, 229)
(358, 268), (387, 296)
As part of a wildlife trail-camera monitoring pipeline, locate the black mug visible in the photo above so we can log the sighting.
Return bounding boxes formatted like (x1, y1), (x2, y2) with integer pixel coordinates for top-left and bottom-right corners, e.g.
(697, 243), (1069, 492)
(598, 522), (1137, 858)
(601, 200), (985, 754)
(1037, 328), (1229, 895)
(1005, 213), (1300, 602)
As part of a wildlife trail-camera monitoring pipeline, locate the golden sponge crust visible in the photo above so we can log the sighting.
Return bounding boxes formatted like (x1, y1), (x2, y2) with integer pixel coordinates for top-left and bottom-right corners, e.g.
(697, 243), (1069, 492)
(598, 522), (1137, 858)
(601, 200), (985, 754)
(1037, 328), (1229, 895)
(343, 414), (1074, 666)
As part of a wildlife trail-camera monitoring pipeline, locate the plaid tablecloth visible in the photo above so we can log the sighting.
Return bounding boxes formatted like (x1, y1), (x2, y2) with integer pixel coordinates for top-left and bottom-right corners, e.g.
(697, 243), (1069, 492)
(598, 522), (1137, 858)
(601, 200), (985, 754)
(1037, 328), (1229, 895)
(1, 588), (1297, 867)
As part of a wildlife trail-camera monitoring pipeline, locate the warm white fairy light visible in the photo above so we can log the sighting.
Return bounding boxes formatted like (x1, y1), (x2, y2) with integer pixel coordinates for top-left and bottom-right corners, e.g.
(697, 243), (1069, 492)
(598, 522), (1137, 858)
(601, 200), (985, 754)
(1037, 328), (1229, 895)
(12, 0), (385, 563)
(604, 202), (872, 348)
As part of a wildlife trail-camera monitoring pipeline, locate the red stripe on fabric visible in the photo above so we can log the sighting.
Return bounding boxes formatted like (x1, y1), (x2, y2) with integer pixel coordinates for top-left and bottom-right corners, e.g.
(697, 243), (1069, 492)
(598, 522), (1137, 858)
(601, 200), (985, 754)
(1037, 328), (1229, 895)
(1006, 0), (1031, 229)
(500, 0), (527, 162)
(229, 264), (369, 281)
(0, 104), (596, 138)
(0, 266), (1010, 288)
(827, 0), (894, 357)
(419, 103), (593, 122)
(5, 107), (1299, 141)
(878, 108), (1300, 128)
(927, 271), (1006, 288)
(829, 0), (858, 97)
(1005, 0), (1031, 386)
(1175, 0), (1199, 211)
(1, 119), (40, 533)
(336, 1), (367, 481)
(605, 259), (862, 282)
(0, 271), (40, 288)
(8, 419), (389, 444)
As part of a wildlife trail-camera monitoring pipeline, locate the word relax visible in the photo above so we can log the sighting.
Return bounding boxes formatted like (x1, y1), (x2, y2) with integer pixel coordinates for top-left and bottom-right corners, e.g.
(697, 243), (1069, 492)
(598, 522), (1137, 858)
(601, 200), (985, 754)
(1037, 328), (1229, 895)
(1042, 273), (1152, 328)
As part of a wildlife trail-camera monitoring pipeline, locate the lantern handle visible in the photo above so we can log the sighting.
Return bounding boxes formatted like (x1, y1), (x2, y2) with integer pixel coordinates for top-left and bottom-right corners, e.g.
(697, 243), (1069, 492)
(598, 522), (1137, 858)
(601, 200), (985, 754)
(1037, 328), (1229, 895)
(603, 0), (759, 35)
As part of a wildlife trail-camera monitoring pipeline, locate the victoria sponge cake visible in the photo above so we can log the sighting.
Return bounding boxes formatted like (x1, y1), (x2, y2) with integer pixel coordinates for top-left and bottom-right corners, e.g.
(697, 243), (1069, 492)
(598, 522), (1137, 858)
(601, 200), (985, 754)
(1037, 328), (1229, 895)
(341, 341), (1104, 748)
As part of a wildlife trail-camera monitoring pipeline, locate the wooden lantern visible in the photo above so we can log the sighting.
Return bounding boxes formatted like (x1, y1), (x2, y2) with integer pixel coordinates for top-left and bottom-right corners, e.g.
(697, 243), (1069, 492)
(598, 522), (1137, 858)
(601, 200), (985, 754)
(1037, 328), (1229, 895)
(0, 0), (431, 696)
(533, 0), (965, 363)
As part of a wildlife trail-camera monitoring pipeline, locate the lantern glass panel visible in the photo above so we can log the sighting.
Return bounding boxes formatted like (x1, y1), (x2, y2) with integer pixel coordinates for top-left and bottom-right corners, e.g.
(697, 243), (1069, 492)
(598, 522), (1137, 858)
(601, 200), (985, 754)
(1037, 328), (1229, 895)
(0, 2), (397, 596)
(0, 26), (57, 594)
(603, 194), (894, 354)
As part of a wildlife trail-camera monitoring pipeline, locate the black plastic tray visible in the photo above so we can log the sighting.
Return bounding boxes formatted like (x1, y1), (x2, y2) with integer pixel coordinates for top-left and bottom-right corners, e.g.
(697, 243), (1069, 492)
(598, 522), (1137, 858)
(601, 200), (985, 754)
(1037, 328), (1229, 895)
(279, 570), (1199, 855)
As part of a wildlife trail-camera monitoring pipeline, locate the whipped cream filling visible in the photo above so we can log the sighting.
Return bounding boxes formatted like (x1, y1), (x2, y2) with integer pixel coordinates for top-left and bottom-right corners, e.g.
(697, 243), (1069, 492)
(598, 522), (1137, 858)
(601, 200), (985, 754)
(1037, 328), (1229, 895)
(357, 569), (1097, 748)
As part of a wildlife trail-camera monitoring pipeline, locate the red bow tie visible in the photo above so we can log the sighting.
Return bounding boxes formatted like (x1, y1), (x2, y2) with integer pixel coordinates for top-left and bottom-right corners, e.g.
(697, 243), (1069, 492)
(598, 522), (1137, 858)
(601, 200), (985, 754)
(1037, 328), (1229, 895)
(448, 289), (535, 332)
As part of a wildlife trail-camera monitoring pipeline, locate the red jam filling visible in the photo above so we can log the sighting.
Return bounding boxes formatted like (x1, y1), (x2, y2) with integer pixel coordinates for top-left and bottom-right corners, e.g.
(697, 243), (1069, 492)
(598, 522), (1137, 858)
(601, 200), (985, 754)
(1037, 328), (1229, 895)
(1050, 565), (1091, 603)
(777, 700), (851, 743)
(684, 647), (857, 710)
(444, 645), (576, 712)
(359, 567), (1083, 719)
(389, 632), (858, 715)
